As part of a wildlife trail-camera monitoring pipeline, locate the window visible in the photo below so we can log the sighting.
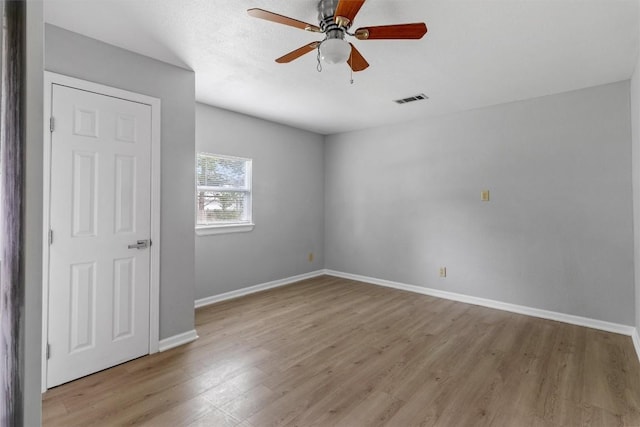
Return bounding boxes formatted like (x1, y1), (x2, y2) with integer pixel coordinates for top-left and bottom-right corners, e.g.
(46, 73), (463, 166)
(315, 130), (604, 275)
(196, 153), (253, 235)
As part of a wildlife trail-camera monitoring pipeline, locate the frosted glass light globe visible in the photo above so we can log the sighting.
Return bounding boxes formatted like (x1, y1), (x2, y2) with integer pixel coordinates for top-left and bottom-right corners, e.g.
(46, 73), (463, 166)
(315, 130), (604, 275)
(320, 39), (351, 64)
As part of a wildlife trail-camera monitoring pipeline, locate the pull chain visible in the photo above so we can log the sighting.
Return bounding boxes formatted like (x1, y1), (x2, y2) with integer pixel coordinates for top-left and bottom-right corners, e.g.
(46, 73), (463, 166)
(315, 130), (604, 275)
(349, 46), (353, 84)
(349, 49), (354, 84)
(317, 47), (322, 72)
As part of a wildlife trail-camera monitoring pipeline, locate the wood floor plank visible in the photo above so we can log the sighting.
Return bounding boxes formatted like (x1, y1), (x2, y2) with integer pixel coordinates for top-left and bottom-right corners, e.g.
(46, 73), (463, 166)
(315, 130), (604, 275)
(139, 394), (239, 427)
(332, 391), (404, 427)
(43, 275), (640, 426)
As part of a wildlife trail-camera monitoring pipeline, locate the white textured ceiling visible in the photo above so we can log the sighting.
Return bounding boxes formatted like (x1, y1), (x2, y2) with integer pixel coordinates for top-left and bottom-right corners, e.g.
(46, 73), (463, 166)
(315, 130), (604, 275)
(45, 0), (638, 135)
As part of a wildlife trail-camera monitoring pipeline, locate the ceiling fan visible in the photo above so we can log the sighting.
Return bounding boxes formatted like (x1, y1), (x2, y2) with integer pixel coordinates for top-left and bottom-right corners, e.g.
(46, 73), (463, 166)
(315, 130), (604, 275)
(247, 0), (428, 72)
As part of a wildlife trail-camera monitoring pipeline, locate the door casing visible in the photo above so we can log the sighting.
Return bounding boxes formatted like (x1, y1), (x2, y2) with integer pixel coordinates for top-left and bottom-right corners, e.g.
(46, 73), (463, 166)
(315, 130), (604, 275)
(42, 72), (162, 392)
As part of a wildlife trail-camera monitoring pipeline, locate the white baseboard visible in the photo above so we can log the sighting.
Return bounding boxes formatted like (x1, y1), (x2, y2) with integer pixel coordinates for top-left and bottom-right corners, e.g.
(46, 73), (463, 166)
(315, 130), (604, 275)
(158, 329), (199, 352)
(633, 329), (640, 362)
(324, 269), (637, 337)
(192, 268), (640, 364)
(195, 270), (325, 309)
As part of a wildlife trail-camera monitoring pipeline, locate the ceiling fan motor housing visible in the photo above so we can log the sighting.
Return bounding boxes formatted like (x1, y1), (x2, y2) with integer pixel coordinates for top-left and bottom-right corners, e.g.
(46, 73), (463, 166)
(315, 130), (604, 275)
(318, 0), (339, 22)
(318, 0), (350, 34)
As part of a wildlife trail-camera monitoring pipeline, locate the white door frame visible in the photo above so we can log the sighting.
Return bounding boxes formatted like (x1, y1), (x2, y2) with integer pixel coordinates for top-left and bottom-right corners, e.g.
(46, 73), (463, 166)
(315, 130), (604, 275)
(42, 72), (162, 392)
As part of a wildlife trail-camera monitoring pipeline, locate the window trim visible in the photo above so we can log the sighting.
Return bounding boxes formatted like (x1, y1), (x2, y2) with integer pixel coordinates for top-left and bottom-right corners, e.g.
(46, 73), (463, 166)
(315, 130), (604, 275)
(195, 152), (253, 235)
(195, 222), (255, 236)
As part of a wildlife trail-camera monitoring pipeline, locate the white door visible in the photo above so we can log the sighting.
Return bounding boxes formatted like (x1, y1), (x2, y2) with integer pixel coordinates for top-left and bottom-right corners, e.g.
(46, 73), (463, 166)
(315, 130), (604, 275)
(47, 84), (152, 388)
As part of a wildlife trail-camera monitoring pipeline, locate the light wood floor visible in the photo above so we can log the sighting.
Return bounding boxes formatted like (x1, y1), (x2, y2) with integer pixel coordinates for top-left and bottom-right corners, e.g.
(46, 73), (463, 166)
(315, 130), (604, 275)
(43, 275), (640, 426)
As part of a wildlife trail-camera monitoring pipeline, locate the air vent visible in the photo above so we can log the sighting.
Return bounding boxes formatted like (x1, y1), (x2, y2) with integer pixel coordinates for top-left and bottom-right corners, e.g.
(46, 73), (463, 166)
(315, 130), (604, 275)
(394, 93), (429, 105)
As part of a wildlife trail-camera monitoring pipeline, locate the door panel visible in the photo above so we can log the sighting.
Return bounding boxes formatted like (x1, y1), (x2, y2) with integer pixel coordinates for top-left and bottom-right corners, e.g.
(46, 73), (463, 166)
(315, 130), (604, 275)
(69, 261), (96, 353)
(47, 84), (152, 388)
(71, 151), (98, 237)
(113, 257), (135, 341)
(114, 155), (136, 234)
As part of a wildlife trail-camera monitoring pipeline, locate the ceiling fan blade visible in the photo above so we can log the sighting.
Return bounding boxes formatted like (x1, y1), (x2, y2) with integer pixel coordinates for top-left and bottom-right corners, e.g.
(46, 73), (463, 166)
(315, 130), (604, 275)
(276, 42), (320, 63)
(248, 8), (321, 33)
(355, 23), (428, 40)
(347, 43), (369, 72)
(334, 0), (366, 27)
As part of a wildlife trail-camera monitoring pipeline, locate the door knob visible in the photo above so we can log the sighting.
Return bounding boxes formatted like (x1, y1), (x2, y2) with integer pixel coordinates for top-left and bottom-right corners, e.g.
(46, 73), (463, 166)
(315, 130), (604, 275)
(128, 239), (150, 250)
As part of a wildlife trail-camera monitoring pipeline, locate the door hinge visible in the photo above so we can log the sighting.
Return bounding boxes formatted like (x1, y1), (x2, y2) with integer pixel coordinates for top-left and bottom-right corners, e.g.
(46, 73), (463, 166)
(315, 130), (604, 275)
(49, 117), (55, 132)
(49, 229), (53, 245)
(47, 343), (51, 360)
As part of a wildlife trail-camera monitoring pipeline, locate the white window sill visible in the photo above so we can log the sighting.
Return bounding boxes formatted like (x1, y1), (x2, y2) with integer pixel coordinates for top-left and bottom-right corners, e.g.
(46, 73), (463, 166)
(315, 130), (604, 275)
(196, 223), (255, 236)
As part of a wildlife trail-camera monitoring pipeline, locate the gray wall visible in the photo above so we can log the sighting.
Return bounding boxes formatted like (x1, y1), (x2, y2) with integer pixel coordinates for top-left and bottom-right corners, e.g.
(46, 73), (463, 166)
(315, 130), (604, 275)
(25, 1), (44, 424)
(631, 7), (640, 333)
(325, 81), (634, 325)
(45, 24), (196, 339)
(195, 103), (324, 299)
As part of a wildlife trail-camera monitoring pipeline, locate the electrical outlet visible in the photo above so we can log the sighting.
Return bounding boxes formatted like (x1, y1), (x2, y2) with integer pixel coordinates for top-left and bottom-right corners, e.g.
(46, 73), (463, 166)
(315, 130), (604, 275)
(308, 252), (314, 262)
(481, 190), (490, 202)
(439, 267), (447, 278)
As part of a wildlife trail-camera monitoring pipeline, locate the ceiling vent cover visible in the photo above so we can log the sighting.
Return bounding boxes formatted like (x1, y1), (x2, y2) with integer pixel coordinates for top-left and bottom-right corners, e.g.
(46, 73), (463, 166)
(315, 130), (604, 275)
(394, 93), (429, 105)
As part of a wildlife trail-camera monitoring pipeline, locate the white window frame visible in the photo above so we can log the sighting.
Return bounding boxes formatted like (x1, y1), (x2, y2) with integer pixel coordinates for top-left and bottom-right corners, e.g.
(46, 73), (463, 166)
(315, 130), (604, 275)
(195, 153), (254, 236)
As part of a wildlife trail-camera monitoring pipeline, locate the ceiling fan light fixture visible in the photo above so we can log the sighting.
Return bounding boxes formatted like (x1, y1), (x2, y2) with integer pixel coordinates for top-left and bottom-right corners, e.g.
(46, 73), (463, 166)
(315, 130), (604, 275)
(319, 38), (351, 64)
(247, 1), (427, 73)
